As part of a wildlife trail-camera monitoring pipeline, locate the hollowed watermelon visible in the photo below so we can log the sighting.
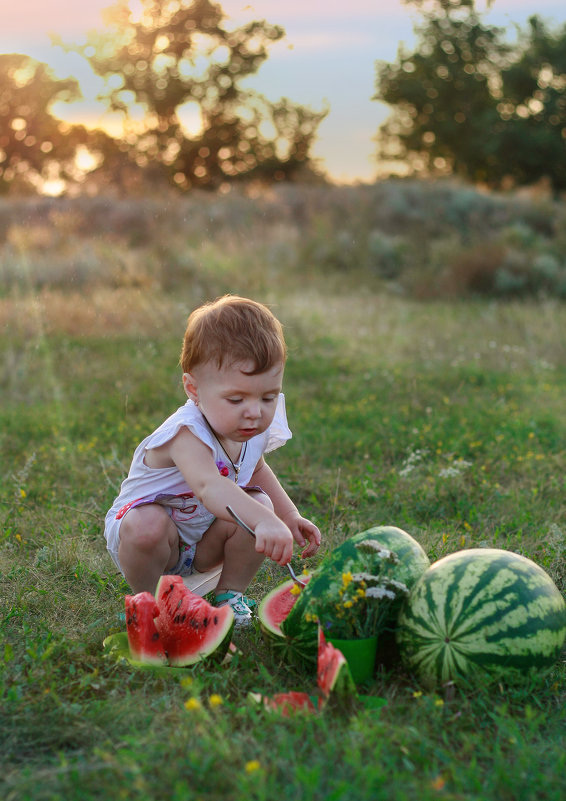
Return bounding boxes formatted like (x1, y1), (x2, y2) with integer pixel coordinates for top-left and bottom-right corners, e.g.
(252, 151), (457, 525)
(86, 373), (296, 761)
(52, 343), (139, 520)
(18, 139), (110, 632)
(397, 548), (566, 688)
(125, 591), (167, 665)
(280, 526), (430, 663)
(154, 575), (234, 666)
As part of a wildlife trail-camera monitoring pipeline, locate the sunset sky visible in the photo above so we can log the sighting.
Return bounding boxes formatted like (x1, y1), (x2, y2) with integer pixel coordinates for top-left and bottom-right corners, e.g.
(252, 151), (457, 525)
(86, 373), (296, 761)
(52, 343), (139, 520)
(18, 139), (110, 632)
(3, 1), (566, 182)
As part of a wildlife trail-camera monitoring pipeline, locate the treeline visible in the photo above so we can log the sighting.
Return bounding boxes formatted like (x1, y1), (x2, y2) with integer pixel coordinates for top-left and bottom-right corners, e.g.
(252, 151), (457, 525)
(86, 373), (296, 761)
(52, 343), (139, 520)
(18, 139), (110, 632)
(1, 0), (566, 196)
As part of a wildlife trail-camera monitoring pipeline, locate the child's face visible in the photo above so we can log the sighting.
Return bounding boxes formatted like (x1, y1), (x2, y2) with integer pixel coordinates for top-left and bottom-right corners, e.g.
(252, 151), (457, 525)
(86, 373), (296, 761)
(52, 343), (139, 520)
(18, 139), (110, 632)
(183, 359), (284, 443)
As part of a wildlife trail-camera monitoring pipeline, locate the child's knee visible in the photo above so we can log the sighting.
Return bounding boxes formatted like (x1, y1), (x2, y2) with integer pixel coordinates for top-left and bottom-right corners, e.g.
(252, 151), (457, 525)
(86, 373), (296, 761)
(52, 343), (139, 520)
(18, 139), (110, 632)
(119, 504), (175, 553)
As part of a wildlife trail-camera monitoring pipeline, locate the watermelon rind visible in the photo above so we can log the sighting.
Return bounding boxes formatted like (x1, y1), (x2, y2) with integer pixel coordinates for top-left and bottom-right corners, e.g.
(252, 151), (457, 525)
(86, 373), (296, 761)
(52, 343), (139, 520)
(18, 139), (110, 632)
(155, 575), (234, 666)
(281, 526), (430, 662)
(397, 548), (566, 689)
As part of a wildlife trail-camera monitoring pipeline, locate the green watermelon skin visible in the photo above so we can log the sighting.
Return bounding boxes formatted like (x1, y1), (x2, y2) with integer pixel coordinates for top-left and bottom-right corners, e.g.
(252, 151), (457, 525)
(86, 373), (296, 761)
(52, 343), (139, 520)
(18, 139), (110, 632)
(397, 548), (566, 688)
(281, 526), (430, 659)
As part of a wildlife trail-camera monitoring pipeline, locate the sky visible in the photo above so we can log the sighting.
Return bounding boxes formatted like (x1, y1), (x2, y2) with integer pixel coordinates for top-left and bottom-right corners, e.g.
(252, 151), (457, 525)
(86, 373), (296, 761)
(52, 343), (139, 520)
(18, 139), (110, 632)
(3, 0), (566, 183)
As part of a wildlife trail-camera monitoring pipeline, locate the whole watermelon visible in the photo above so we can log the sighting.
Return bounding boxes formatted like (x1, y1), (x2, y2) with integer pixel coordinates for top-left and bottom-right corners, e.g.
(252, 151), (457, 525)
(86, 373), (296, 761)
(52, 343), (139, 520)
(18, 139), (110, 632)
(397, 548), (566, 688)
(280, 525), (430, 663)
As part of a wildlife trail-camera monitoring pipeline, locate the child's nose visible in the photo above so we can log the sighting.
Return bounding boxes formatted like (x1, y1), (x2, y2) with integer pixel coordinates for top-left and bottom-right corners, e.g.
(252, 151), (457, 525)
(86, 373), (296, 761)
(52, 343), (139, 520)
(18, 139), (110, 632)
(244, 401), (261, 419)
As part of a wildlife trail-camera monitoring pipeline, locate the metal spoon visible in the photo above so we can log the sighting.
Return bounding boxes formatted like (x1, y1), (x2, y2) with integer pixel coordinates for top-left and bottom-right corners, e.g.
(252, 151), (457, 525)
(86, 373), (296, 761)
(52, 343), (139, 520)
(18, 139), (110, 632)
(226, 505), (307, 587)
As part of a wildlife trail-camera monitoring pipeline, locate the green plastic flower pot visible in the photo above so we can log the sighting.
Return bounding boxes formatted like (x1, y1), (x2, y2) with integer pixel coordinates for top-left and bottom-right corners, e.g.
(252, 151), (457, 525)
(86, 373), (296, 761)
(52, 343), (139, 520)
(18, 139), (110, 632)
(327, 635), (378, 684)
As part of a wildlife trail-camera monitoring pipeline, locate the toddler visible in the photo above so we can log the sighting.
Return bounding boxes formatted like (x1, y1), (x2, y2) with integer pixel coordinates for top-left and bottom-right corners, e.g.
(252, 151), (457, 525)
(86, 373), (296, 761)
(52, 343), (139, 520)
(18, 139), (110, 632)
(104, 295), (321, 624)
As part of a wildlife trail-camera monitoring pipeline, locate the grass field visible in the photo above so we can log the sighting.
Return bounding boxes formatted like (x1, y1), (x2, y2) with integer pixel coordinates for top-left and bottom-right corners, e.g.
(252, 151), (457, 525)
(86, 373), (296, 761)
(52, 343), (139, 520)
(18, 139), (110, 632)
(1, 189), (566, 800)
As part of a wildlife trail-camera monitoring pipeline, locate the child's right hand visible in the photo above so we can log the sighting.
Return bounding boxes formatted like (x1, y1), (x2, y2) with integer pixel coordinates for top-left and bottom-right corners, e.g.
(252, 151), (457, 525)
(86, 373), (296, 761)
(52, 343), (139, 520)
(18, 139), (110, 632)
(253, 519), (294, 566)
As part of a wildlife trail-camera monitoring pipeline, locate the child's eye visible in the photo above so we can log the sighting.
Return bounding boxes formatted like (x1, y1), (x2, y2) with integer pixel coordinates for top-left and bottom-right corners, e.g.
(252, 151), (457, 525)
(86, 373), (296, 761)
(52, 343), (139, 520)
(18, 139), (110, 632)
(262, 396), (276, 403)
(227, 398), (243, 404)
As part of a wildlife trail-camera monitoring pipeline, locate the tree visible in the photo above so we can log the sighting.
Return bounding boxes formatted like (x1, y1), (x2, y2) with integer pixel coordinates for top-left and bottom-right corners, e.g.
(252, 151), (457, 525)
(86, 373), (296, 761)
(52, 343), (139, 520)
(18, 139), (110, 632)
(375, 0), (509, 183)
(62, 0), (326, 189)
(496, 16), (566, 190)
(374, 0), (566, 191)
(0, 54), (91, 193)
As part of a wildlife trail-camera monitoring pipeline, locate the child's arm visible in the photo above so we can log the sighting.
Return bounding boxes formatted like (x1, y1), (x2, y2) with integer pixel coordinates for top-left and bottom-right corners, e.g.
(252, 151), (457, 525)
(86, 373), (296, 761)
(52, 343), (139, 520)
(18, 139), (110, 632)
(251, 457), (321, 558)
(166, 427), (295, 565)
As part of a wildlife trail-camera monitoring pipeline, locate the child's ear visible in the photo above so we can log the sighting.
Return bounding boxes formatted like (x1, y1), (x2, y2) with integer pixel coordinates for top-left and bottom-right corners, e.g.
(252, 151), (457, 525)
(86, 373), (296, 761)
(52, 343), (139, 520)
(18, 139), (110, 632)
(183, 373), (198, 404)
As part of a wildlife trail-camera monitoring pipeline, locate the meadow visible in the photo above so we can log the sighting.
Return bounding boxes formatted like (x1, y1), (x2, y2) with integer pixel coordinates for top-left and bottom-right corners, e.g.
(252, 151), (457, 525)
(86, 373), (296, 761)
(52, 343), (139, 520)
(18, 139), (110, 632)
(1, 181), (565, 800)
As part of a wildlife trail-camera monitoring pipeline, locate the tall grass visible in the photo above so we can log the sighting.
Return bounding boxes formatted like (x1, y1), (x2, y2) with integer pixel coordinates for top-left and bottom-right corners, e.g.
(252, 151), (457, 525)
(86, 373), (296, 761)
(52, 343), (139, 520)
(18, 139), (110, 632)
(1, 185), (565, 800)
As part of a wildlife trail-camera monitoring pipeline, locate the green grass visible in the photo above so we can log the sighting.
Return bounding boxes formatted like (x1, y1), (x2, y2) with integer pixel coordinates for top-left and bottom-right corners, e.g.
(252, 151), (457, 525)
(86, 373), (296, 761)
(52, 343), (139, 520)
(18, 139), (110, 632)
(1, 284), (566, 801)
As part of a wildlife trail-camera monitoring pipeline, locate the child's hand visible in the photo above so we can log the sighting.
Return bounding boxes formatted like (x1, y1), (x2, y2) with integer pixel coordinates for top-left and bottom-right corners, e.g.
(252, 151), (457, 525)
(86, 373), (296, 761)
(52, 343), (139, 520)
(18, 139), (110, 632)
(254, 519), (294, 566)
(284, 513), (321, 559)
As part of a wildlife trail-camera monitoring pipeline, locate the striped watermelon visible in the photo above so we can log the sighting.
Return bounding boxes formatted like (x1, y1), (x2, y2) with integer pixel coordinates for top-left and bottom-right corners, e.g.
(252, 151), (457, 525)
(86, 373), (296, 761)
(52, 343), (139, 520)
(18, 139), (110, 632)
(397, 548), (566, 688)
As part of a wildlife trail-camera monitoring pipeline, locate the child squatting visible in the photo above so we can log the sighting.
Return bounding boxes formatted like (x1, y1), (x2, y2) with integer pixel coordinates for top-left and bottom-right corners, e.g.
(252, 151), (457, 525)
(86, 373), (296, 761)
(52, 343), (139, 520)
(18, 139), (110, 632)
(104, 295), (321, 625)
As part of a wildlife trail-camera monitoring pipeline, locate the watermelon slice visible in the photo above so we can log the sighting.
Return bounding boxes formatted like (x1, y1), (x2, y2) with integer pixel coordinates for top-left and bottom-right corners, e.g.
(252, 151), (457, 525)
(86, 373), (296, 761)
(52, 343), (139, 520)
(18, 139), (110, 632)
(155, 575), (234, 666)
(125, 591), (167, 665)
(317, 628), (356, 701)
(250, 691), (322, 716)
(258, 576), (311, 638)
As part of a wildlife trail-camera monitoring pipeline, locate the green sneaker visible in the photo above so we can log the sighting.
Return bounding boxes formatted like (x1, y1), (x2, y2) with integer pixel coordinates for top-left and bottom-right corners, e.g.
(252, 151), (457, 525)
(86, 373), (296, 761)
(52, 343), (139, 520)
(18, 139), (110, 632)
(215, 591), (254, 626)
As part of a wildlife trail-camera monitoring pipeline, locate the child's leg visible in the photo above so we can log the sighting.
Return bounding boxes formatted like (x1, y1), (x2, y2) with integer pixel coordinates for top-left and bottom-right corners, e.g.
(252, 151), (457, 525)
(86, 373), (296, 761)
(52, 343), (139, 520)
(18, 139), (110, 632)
(194, 491), (272, 594)
(118, 504), (180, 594)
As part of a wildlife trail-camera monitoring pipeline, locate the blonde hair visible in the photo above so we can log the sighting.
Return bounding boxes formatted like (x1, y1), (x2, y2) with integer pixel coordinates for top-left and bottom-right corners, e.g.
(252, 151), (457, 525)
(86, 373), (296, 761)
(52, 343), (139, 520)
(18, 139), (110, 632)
(180, 295), (287, 374)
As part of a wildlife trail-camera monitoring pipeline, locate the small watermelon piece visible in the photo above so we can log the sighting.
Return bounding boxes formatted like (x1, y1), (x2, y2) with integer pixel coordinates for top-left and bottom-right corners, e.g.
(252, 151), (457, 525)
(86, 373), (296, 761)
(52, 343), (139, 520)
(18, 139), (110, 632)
(258, 576), (310, 639)
(125, 591), (167, 665)
(155, 575), (234, 666)
(397, 548), (566, 688)
(250, 690), (321, 716)
(317, 628), (356, 701)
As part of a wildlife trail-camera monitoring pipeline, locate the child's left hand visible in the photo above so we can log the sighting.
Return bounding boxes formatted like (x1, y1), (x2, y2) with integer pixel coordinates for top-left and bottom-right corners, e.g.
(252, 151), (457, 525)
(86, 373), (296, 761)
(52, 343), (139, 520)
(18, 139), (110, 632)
(284, 513), (321, 559)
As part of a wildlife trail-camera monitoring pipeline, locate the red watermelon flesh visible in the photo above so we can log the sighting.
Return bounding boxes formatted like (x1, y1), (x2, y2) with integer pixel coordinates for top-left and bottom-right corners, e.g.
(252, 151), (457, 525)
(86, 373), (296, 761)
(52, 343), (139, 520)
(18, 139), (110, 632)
(258, 576), (311, 638)
(317, 628), (356, 698)
(264, 691), (321, 716)
(125, 591), (168, 665)
(155, 575), (234, 666)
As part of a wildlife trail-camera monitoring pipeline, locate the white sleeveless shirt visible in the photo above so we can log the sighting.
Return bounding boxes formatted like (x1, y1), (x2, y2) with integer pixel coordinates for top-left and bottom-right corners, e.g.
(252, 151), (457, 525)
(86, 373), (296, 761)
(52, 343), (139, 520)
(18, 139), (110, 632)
(104, 395), (291, 556)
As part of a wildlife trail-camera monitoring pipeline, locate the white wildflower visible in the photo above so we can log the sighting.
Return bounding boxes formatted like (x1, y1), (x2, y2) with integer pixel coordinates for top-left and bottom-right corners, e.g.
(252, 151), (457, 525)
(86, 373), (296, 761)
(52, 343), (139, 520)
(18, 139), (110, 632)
(365, 587), (396, 601)
(399, 449), (428, 477)
(438, 458), (472, 479)
(386, 578), (409, 595)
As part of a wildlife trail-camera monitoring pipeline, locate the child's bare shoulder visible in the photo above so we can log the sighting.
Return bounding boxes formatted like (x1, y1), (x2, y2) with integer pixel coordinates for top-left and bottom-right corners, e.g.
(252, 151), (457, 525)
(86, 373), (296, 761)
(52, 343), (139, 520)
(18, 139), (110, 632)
(144, 425), (205, 469)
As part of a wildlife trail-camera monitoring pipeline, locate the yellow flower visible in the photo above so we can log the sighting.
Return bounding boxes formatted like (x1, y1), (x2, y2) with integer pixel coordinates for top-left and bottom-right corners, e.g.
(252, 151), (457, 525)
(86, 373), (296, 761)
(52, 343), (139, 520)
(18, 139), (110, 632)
(290, 583), (301, 596)
(430, 775), (446, 791)
(184, 697), (201, 711)
(245, 760), (261, 774)
(412, 690), (422, 698)
(343, 600), (354, 609)
(209, 694), (223, 707)
(342, 571), (353, 588)
(356, 588), (366, 598)
(435, 698), (444, 707)
(19, 489), (27, 499)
